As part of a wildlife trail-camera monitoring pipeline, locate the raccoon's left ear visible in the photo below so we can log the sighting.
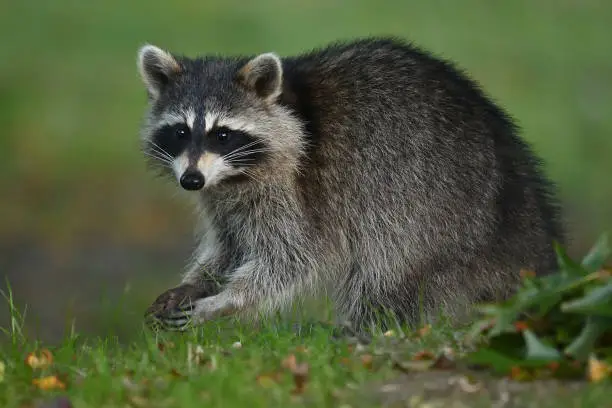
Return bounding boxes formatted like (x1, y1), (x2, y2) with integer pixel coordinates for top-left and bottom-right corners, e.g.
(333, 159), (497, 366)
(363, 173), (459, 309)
(236, 53), (283, 103)
(137, 44), (181, 99)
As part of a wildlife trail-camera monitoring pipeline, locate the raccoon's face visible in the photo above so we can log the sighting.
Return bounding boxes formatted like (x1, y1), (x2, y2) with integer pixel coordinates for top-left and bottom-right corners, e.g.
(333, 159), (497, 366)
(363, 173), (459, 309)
(136, 44), (304, 191)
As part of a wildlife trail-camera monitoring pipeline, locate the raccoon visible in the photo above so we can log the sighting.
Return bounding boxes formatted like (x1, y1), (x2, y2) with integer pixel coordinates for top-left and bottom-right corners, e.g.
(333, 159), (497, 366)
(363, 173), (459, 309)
(137, 37), (564, 332)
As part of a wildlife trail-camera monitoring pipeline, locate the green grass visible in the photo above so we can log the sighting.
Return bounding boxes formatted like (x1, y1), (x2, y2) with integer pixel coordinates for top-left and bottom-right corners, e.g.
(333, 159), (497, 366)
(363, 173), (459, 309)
(1, 294), (611, 408)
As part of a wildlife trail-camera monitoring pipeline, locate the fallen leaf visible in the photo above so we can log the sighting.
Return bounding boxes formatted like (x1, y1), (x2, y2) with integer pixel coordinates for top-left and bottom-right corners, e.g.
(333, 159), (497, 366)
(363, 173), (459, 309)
(256, 372), (282, 388)
(281, 353), (310, 395)
(169, 368), (184, 378)
(417, 324), (431, 337)
(456, 375), (482, 393)
(431, 352), (456, 370)
(128, 396), (149, 408)
(361, 354), (373, 370)
(412, 350), (435, 361)
(294, 345), (309, 354)
(339, 357), (352, 367)
(282, 354), (297, 371)
(32, 375), (66, 391)
(548, 360), (560, 368)
(520, 269), (536, 279)
(392, 359), (435, 372)
(290, 362), (309, 395)
(508, 366), (531, 381)
(157, 342), (174, 353)
(513, 321), (529, 332)
(383, 330), (395, 337)
(187, 343), (208, 368)
(122, 375), (140, 392)
(25, 349), (54, 369)
(588, 354), (610, 383)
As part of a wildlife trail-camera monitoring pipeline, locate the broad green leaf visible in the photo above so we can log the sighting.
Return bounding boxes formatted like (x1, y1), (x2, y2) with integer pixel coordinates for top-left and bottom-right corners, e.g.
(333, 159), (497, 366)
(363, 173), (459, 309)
(522, 329), (561, 361)
(581, 233), (610, 273)
(561, 281), (612, 317)
(487, 332), (526, 360)
(555, 241), (589, 277)
(465, 348), (521, 374)
(564, 316), (612, 360)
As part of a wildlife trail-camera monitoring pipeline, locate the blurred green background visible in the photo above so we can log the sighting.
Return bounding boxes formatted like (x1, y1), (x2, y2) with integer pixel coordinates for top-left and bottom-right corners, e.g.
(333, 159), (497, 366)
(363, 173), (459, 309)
(1, 0), (610, 343)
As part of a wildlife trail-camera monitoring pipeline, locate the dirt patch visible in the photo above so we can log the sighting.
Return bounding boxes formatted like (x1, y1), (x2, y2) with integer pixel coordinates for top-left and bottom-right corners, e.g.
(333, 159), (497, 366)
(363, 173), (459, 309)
(352, 369), (604, 407)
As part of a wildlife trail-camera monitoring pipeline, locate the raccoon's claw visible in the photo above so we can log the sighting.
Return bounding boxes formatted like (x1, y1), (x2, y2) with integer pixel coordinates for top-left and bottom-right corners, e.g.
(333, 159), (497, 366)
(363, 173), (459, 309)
(147, 310), (194, 332)
(144, 284), (204, 331)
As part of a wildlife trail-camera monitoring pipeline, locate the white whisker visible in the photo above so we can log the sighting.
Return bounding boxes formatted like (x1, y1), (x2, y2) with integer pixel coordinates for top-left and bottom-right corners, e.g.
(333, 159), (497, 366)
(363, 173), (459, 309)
(224, 149), (272, 159)
(148, 141), (174, 161)
(222, 140), (265, 160)
(143, 153), (173, 167)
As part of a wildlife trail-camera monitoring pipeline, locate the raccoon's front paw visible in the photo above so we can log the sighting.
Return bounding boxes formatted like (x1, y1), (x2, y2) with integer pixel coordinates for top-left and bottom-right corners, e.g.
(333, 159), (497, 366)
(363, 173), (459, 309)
(145, 284), (206, 331)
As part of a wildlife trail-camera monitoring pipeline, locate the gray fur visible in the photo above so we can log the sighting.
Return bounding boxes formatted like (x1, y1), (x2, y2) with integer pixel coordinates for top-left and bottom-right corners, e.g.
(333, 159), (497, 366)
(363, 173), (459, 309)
(137, 37), (565, 331)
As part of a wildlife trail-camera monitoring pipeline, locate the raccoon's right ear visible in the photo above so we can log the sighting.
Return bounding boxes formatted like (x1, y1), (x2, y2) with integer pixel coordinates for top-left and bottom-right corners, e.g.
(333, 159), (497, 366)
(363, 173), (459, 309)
(236, 53), (283, 103)
(137, 44), (181, 99)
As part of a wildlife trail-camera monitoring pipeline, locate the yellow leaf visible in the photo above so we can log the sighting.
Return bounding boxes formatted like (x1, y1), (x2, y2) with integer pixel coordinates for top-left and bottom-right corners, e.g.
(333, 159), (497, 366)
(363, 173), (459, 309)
(588, 355), (610, 383)
(256, 372), (281, 388)
(0, 360), (5, 383)
(361, 354), (373, 370)
(32, 375), (66, 390)
(25, 349), (53, 369)
(417, 324), (431, 337)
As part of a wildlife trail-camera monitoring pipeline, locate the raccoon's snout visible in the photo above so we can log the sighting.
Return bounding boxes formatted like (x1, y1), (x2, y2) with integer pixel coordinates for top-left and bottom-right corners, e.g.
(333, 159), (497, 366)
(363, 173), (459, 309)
(180, 170), (205, 191)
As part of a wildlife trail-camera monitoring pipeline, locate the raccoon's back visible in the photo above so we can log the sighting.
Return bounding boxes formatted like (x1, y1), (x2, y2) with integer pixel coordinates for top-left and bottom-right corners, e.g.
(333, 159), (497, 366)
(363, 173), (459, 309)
(281, 37), (564, 272)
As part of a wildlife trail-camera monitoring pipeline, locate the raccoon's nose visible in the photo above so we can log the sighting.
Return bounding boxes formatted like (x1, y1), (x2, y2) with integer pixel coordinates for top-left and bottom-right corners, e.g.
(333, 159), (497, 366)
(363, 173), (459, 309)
(180, 171), (205, 191)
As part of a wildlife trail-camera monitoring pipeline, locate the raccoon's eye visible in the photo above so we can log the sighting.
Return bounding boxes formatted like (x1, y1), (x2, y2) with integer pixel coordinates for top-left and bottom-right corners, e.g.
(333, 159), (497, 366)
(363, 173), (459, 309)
(174, 125), (190, 140)
(215, 128), (231, 143)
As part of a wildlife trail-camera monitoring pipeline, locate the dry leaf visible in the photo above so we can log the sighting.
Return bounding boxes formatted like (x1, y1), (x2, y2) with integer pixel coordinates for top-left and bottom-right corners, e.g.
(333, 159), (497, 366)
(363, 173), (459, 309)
(588, 355), (610, 383)
(282, 354), (298, 371)
(519, 269), (536, 279)
(157, 341), (175, 353)
(547, 361), (560, 372)
(281, 353), (310, 395)
(392, 359), (434, 372)
(361, 354), (373, 370)
(457, 375), (482, 393)
(122, 375), (141, 392)
(431, 352), (456, 370)
(290, 362), (309, 395)
(128, 396), (149, 408)
(169, 368), (184, 378)
(513, 321), (529, 332)
(256, 372), (282, 388)
(417, 324), (431, 337)
(412, 350), (435, 361)
(508, 366), (531, 381)
(339, 357), (352, 367)
(294, 345), (309, 354)
(383, 330), (395, 337)
(187, 343), (208, 369)
(32, 375), (66, 391)
(25, 349), (53, 369)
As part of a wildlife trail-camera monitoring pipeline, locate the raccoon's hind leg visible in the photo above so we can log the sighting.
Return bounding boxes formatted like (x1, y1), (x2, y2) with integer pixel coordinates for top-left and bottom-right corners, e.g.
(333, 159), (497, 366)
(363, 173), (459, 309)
(333, 261), (451, 334)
